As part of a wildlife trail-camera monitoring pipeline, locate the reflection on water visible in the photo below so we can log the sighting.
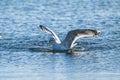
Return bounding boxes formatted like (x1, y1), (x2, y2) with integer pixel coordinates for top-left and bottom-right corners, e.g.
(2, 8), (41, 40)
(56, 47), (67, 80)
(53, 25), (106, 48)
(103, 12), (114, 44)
(0, 0), (120, 80)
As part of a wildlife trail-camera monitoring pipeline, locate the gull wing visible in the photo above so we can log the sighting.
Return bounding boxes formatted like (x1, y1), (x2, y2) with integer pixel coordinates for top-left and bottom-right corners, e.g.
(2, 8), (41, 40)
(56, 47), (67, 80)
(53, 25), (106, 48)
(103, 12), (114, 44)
(62, 29), (100, 48)
(39, 25), (61, 44)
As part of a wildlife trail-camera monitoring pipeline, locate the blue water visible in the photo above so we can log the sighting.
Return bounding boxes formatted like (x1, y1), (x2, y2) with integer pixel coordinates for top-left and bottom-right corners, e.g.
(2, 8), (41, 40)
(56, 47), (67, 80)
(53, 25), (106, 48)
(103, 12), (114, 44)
(0, 0), (120, 80)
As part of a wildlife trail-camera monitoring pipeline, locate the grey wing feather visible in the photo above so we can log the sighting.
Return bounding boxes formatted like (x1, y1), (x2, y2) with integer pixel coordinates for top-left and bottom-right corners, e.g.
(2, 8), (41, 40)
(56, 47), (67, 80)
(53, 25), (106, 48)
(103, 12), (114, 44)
(63, 29), (99, 48)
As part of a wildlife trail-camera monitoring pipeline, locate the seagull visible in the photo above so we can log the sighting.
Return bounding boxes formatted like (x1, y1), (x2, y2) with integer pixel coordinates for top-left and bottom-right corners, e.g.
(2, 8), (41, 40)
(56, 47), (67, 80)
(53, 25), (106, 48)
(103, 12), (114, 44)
(39, 25), (100, 51)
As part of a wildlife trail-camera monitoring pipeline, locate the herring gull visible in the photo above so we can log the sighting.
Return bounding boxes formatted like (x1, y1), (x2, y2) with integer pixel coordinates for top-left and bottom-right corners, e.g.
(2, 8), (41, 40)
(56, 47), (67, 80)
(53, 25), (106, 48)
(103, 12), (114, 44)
(39, 25), (100, 50)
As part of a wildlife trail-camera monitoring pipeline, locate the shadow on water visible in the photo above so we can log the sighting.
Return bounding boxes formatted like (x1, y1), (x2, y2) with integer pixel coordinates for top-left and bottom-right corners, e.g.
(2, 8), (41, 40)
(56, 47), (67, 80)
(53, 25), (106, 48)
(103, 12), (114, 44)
(0, 0), (120, 79)
(29, 46), (85, 54)
(0, 36), (111, 53)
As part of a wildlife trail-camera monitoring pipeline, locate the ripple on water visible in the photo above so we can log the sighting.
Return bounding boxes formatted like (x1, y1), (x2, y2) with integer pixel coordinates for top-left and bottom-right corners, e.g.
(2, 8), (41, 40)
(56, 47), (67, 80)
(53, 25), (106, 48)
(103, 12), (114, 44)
(0, 0), (120, 80)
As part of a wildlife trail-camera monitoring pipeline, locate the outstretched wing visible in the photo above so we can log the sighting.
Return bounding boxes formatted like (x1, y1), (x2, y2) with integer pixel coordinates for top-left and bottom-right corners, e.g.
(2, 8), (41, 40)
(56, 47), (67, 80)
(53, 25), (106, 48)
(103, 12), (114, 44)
(39, 25), (61, 44)
(62, 29), (100, 48)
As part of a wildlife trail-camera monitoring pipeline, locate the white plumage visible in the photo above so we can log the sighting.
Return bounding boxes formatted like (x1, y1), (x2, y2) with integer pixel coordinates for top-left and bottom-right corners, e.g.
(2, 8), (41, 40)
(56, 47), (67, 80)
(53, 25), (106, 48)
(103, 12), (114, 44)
(40, 25), (100, 50)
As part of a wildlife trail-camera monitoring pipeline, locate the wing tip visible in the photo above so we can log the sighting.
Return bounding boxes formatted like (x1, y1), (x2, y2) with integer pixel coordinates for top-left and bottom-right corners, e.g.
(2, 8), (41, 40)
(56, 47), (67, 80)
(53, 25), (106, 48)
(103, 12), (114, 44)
(97, 30), (101, 34)
(39, 25), (44, 30)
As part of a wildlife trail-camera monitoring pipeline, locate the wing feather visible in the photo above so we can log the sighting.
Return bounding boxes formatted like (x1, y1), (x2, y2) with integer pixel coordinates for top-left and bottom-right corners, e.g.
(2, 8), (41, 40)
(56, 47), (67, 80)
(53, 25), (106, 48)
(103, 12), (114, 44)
(39, 25), (61, 44)
(62, 29), (99, 48)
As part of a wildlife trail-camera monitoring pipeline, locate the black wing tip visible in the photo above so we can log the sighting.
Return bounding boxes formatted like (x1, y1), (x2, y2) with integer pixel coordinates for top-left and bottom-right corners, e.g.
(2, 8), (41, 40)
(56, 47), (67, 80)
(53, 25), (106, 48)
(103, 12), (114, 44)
(39, 25), (44, 28)
(94, 30), (100, 35)
(97, 30), (100, 34)
(86, 29), (100, 35)
(39, 25), (45, 30)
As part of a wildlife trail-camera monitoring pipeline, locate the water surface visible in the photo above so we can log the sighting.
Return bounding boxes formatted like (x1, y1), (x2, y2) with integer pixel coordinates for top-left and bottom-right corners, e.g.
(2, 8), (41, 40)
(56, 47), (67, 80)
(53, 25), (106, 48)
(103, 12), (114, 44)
(0, 0), (120, 80)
